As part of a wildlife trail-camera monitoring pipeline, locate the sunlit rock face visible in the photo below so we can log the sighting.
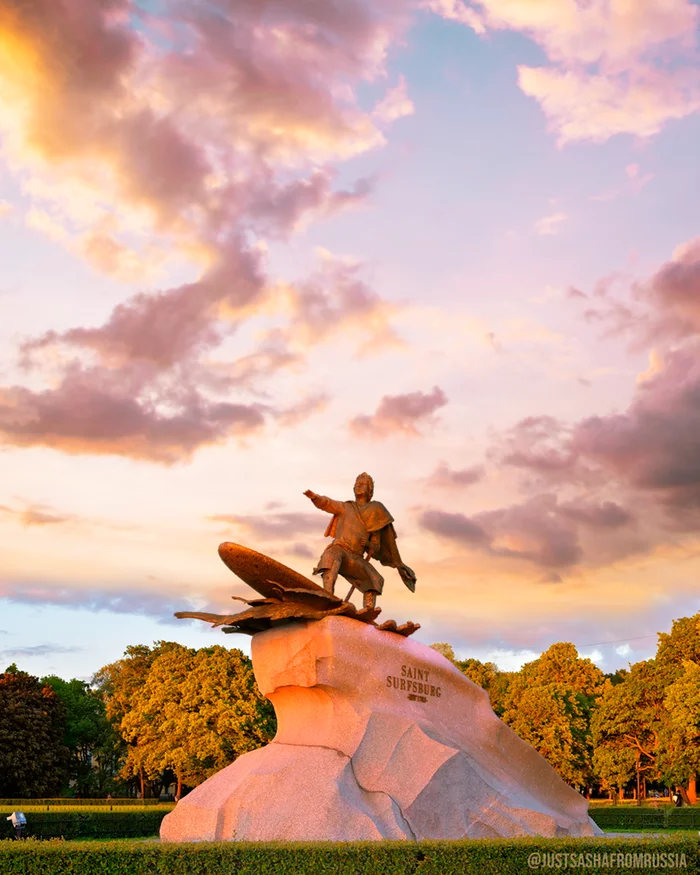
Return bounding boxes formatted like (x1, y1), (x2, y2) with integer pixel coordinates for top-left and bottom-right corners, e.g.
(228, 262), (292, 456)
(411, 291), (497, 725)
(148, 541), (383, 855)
(160, 616), (601, 842)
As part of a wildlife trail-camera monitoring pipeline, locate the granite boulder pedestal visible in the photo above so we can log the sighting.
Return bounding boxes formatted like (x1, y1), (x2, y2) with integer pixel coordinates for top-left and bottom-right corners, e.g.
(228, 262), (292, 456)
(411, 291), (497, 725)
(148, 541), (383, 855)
(160, 616), (600, 842)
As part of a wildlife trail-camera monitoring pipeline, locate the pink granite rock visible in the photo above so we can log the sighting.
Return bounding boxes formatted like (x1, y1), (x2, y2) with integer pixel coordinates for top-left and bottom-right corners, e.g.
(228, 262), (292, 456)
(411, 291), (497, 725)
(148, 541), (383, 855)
(160, 616), (601, 841)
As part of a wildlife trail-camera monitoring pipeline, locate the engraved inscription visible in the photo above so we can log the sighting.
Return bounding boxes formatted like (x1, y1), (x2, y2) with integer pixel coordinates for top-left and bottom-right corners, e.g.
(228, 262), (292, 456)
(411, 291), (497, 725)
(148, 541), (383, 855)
(386, 664), (441, 700)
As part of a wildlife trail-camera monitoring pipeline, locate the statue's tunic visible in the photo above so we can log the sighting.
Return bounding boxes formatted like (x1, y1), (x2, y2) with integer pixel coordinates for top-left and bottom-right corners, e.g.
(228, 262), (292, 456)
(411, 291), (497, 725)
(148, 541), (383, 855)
(312, 497), (394, 594)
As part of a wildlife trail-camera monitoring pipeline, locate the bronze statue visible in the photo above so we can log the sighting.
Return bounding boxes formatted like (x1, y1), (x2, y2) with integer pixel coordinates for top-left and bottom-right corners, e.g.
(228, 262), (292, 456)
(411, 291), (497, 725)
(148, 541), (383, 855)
(175, 473), (420, 638)
(304, 472), (416, 611)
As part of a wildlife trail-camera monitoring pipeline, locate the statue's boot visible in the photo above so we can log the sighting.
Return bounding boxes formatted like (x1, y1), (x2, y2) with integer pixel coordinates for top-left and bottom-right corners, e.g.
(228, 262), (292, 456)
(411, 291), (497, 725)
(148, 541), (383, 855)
(363, 591), (377, 611)
(322, 557), (341, 595)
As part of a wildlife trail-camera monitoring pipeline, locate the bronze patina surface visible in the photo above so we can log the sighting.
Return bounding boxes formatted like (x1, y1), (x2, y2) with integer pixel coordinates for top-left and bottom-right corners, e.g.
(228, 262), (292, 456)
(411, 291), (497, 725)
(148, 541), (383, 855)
(177, 475), (418, 637)
(304, 472), (417, 611)
(177, 542), (419, 637)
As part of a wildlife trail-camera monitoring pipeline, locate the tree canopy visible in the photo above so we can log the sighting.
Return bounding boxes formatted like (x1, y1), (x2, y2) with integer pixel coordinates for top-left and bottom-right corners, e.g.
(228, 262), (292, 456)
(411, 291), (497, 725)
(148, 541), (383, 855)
(0, 667), (69, 797)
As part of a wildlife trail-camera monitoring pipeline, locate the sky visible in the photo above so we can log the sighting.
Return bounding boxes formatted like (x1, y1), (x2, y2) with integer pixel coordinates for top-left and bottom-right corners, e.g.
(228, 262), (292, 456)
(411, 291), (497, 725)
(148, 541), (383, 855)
(2, 0), (700, 682)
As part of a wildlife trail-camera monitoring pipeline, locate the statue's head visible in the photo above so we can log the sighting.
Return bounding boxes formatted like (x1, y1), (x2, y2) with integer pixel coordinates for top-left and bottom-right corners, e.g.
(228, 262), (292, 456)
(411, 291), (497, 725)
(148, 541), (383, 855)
(354, 472), (374, 500)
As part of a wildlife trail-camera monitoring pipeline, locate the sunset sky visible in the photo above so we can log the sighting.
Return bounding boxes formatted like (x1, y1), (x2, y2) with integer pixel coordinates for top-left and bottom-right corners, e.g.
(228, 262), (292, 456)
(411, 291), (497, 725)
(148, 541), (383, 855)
(2, 0), (700, 682)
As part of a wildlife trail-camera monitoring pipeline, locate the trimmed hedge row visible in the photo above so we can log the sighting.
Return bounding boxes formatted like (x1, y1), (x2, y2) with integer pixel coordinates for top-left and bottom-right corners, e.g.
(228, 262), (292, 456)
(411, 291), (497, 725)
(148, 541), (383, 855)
(2, 805), (694, 842)
(1, 811), (165, 840)
(0, 837), (697, 875)
(591, 806), (700, 830)
(0, 798), (168, 807)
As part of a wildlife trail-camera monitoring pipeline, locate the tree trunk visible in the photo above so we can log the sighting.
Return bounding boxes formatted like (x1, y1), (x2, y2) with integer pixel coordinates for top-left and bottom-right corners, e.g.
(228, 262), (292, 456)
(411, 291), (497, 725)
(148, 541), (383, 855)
(176, 775), (182, 801)
(687, 776), (697, 805)
(139, 768), (145, 800)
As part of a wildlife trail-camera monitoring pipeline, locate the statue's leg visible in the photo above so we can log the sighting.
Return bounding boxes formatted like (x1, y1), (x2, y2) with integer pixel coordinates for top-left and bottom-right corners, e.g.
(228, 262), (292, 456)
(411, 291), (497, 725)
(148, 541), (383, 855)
(363, 591), (376, 610)
(322, 556), (341, 594)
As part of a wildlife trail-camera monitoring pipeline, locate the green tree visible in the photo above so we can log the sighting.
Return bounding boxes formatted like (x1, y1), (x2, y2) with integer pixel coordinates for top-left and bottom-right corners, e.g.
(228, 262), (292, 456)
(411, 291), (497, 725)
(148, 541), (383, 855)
(42, 676), (119, 797)
(429, 642), (456, 663)
(107, 643), (275, 797)
(659, 660), (700, 787)
(591, 660), (664, 799)
(0, 667), (69, 797)
(592, 744), (636, 796)
(455, 658), (510, 716)
(93, 642), (177, 797)
(502, 643), (606, 787)
(655, 615), (700, 799)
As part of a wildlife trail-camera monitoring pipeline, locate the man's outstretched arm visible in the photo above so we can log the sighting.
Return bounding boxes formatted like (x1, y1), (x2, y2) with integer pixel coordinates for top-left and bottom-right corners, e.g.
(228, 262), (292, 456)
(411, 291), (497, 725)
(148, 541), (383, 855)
(304, 490), (344, 516)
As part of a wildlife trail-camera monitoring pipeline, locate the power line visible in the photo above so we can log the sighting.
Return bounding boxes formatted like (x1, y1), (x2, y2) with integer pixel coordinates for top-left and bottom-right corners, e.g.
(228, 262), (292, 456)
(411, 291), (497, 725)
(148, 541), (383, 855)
(577, 634), (657, 648)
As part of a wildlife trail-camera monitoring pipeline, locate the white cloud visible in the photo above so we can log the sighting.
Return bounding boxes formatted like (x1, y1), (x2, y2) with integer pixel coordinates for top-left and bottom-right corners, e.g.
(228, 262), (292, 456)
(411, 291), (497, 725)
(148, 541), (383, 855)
(534, 211), (567, 236)
(579, 647), (605, 665)
(487, 647), (542, 671)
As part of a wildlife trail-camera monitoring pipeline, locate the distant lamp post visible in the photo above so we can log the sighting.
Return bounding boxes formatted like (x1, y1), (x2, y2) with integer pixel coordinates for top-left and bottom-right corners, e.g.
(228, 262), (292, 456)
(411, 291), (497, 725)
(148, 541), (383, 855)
(6, 811), (26, 840)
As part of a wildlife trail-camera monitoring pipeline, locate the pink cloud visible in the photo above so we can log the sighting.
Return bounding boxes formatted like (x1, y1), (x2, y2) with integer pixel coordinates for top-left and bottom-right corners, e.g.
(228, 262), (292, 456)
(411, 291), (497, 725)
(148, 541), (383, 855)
(571, 342), (700, 510)
(0, 364), (267, 464)
(0, 503), (74, 527)
(350, 385), (448, 438)
(571, 237), (700, 348)
(426, 461), (485, 489)
(0, 0), (414, 468)
(372, 75), (415, 124)
(518, 65), (700, 144)
(282, 253), (401, 353)
(0, 578), (198, 625)
(207, 511), (321, 540)
(430, 0), (700, 143)
(420, 492), (638, 572)
(21, 245), (264, 371)
(534, 210), (567, 236)
(557, 498), (633, 529)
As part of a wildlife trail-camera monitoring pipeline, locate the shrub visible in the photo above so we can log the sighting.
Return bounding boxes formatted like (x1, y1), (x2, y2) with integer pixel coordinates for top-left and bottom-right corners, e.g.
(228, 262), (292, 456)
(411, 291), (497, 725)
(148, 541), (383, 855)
(590, 806), (700, 830)
(0, 798), (167, 807)
(0, 836), (697, 875)
(1, 810), (164, 840)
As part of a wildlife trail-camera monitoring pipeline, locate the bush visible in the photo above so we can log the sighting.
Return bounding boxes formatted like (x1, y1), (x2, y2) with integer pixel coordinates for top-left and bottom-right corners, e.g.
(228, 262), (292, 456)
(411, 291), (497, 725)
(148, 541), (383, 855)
(0, 798), (167, 807)
(0, 810), (165, 840)
(590, 806), (700, 830)
(0, 837), (697, 875)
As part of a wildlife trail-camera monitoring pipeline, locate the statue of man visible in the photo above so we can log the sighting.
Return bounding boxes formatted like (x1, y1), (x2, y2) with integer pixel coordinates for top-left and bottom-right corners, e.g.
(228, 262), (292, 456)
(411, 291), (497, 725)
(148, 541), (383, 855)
(303, 473), (416, 611)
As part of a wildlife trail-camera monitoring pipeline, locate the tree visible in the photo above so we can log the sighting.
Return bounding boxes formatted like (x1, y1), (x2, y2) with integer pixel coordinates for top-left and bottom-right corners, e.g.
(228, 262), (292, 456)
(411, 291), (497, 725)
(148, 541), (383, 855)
(429, 643), (456, 663)
(592, 660), (664, 799)
(655, 615), (700, 801)
(42, 676), (119, 797)
(93, 642), (177, 797)
(455, 658), (510, 716)
(0, 667), (69, 797)
(502, 643), (606, 787)
(102, 643), (276, 797)
(504, 682), (593, 786)
(659, 661), (700, 788)
(592, 744), (636, 797)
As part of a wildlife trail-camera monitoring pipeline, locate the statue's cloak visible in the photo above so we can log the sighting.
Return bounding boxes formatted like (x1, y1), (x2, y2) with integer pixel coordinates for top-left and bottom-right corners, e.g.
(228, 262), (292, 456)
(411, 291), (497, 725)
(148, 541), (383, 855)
(324, 500), (403, 569)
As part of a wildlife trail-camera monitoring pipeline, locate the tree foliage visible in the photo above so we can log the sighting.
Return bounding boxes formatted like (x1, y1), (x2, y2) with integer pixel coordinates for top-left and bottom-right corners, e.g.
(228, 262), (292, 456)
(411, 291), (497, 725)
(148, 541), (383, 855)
(98, 642), (276, 794)
(455, 658), (511, 716)
(501, 643), (606, 786)
(42, 675), (120, 796)
(0, 667), (69, 797)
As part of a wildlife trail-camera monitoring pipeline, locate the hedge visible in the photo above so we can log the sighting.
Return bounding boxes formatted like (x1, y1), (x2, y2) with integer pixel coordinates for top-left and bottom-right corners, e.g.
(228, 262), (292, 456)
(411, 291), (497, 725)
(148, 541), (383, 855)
(0, 837), (697, 875)
(1, 811), (165, 840)
(590, 806), (700, 830)
(0, 798), (168, 807)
